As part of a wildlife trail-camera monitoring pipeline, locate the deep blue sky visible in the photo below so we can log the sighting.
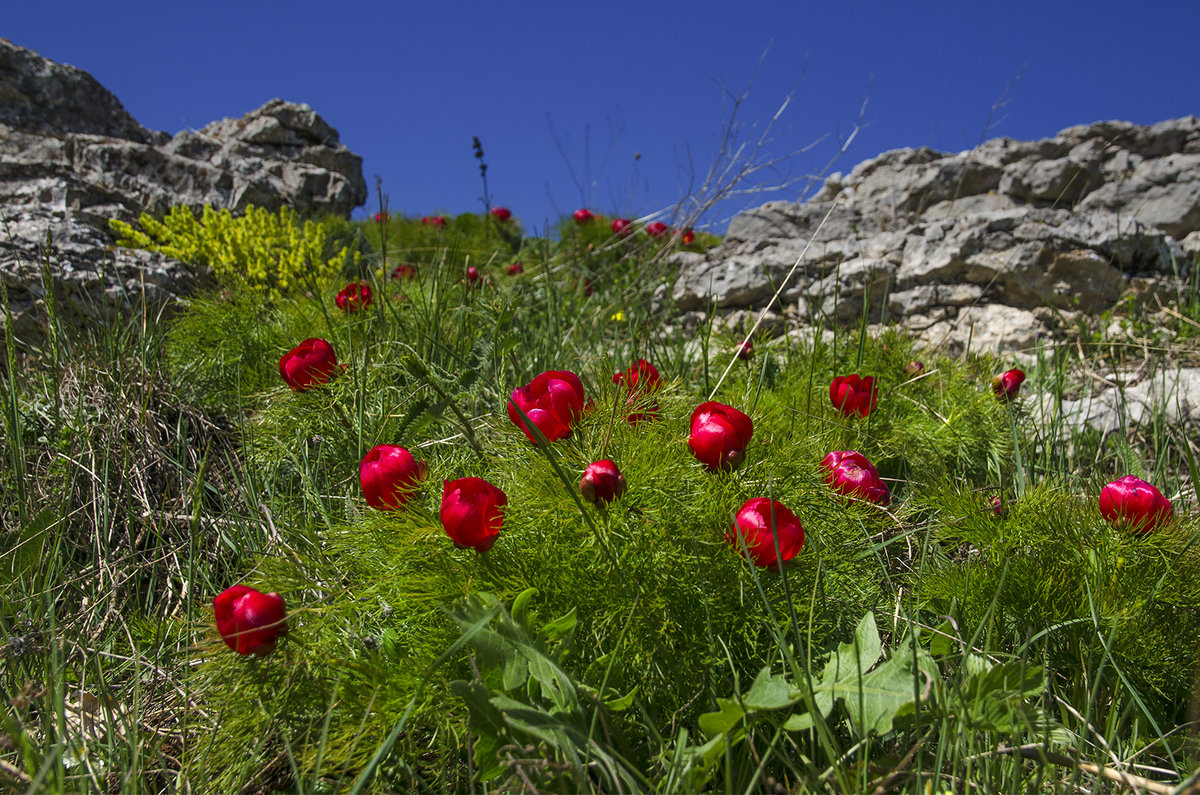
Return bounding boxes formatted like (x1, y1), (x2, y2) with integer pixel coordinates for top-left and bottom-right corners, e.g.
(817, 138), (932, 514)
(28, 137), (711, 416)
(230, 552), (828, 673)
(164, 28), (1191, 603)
(7, 1), (1199, 235)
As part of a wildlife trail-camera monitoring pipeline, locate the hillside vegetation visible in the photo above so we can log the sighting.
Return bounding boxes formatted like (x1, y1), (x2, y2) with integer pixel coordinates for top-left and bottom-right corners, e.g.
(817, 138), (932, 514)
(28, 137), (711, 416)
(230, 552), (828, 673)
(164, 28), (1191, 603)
(2, 203), (1199, 794)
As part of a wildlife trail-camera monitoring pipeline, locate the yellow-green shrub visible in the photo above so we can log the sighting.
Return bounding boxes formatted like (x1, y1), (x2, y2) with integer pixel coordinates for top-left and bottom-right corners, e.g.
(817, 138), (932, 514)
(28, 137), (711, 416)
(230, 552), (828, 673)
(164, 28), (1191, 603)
(111, 204), (359, 296)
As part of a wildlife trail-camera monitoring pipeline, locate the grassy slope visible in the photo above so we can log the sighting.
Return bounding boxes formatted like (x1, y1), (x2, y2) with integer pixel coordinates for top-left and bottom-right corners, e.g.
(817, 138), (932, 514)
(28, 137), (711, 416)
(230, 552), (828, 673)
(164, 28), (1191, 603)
(2, 211), (1199, 793)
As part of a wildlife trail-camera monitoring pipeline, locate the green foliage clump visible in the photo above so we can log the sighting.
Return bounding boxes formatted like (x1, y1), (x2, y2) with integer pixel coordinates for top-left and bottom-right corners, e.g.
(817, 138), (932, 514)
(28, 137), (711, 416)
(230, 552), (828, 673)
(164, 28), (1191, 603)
(111, 204), (360, 296)
(913, 478), (1200, 715)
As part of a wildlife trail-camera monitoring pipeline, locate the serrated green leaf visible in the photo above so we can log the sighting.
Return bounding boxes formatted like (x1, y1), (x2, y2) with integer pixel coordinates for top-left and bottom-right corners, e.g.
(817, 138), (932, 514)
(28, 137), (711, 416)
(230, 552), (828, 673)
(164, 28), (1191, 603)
(813, 611), (884, 718)
(821, 611), (883, 686)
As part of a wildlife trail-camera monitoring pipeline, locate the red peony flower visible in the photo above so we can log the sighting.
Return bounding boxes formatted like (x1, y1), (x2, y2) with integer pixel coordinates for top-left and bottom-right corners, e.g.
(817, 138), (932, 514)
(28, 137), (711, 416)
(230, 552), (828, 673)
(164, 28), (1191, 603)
(573, 208), (594, 225)
(735, 340), (753, 360)
(508, 370), (587, 444)
(821, 450), (890, 506)
(613, 359), (662, 424)
(613, 359), (661, 393)
(441, 477), (507, 552)
(465, 265), (482, 286)
(335, 281), (372, 312)
(688, 401), (754, 471)
(506, 261), (524, 275)
(829, 374), (878, 418)
(646, 221), (670, 238)
(490, 206), (512, 222)
(682, 228), (695, 245)
(1099, 475), (1173, 533)
(422, 215), (448, 227)
(611, 217), (633, 237)
(727, 497), (805, 569)
(279, 338), (338, 391)
(214, 585), (288, 656)
(992, 368), (1025, 401)
(580, 459), (628, 505)
(393, 264), (418, 280)
(360, 444), (428, 510)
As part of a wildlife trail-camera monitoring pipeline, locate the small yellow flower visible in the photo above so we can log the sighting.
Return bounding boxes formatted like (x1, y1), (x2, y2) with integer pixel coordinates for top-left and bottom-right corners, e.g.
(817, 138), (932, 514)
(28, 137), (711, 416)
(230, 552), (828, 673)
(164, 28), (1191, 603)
(610, 310), (626, 322)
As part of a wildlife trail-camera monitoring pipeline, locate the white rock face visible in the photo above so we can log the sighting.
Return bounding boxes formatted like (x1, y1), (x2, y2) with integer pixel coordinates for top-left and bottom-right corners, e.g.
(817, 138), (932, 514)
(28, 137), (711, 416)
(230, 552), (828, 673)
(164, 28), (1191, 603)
(673, 116), (1200, 353)
(1, 40), (367, 340)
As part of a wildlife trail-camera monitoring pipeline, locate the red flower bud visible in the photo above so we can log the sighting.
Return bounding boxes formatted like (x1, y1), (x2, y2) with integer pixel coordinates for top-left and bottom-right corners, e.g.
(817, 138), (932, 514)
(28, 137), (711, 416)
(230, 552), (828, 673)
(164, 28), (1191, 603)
(1099, 475), (1173, 533)
(422, 215), (448, 227)
(688, 401), (754, 471)
(580, 459), (627, 505)
(611, 217), (632, 237)
(393, 264), (418, 281)
(508, 370), (587, 444)
(821, 450), (890, 506)
(992, 368), (1025, 401)
(214, 585), (287, 656)
(373, 211), (389, 223)
(829, 374), (878, 418)
(490, 206), (512, 222)
(904, 361), (925, 377)
(990, 495), (1005, 516)
(646, 221), (670, 238)
(360, 444), (428, 510)
(335, 281), (372, 312)
(613, 358), (662, 392)
(506, 261), (524, 275)
(441, 477), (507, 552)
(735, 340), (753, 360)
(465, 265), (482, 286)
(573, 208), (594, 225)
(727, 497), (805, 569)
(279, 338), (338, 391)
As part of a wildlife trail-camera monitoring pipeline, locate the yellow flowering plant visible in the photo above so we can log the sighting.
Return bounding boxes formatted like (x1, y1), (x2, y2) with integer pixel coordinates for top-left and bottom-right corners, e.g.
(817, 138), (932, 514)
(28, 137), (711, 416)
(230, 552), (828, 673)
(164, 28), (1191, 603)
(111, 204), (359, 297)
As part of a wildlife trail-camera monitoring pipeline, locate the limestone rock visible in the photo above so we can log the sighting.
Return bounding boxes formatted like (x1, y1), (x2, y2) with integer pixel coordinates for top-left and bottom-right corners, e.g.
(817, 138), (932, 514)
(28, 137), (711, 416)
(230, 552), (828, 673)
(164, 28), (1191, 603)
(675, 115), (1200, 352)
(0, 39), (367, 341)
(1031, 368), (1200, 435)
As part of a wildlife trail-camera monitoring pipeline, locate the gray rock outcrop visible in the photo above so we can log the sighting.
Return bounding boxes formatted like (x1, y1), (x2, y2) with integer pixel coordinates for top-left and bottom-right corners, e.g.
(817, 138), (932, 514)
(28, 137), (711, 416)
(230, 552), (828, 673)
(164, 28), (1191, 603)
(675, 116), (1200, 354)
(1, 39), (367, 340)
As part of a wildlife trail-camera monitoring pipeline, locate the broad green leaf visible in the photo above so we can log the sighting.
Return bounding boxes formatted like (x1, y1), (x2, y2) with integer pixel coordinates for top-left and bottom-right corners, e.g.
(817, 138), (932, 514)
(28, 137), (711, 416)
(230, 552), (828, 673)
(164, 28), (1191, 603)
(783, 711), (815, 731)
(928, 618), (959, 658)
(820, 611), (883, 685)
(956, 661), (1045, 733)
(845, 650), (925, 735)
(698, 697), (745, 738)
(743, 666), (794, 710)
(814, 610), (884, 717)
